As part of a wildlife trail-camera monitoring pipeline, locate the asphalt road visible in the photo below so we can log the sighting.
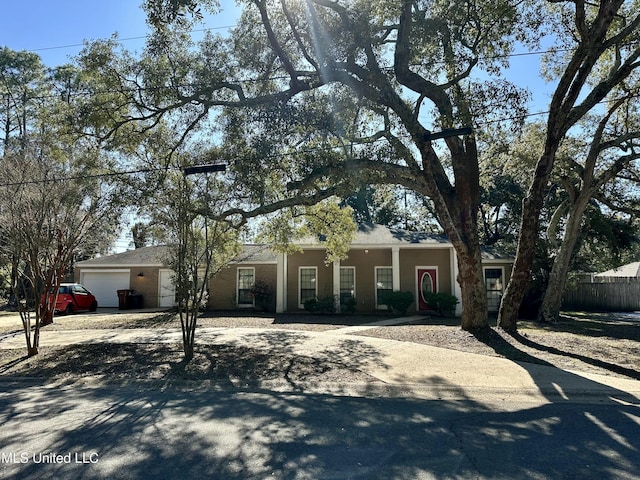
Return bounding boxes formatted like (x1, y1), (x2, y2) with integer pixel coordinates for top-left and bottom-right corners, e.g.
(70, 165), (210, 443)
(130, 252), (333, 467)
(1, 380), (639, 479)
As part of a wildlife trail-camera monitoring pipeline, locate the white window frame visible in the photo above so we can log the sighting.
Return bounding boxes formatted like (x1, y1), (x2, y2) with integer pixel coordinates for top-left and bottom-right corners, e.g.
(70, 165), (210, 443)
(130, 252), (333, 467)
(375, 266), (393, 309)
(339, 266), (356, 303)
(299, 266), (318, 309)
(483, 266), (505, 313)
(237, 267), (256, 307)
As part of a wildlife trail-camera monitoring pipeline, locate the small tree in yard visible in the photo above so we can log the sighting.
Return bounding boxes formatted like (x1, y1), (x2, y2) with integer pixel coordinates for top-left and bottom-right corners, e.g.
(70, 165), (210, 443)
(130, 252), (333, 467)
(0, 147), (122, 356)
(158, 168), (241, 362)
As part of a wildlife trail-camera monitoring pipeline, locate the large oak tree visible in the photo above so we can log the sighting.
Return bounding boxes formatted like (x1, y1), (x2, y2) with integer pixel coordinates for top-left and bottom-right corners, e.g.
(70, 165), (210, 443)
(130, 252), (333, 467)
(88, 0), (543, 330)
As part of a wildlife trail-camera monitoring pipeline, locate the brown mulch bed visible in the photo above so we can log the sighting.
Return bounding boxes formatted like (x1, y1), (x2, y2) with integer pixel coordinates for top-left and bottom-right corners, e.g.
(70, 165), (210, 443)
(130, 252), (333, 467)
(0, 310), (638, 383)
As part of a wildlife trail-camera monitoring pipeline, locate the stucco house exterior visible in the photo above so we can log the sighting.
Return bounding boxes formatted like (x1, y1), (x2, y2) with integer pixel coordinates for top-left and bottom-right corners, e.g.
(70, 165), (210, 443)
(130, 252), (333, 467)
(75, 224), (513, 315)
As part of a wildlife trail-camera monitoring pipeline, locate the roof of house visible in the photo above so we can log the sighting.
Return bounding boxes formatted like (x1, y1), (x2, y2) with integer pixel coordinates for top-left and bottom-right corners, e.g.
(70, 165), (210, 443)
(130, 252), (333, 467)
(480, 246), (514, 261)
(353, 223), (451, 245)
(232, 245), (279, 263)
(595, 261), (640, 277)
(76, 245), (173, 267)
(76, 244), (278, 267)
(296, 223), (450, 247)
(297, 223), (514, 260)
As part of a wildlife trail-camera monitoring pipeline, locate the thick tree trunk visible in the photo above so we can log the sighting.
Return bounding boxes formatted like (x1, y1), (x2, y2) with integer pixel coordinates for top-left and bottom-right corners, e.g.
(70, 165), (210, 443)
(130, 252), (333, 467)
(539, 196), (590, 323)
(498, 151), (557, 331)
(497, 196), (542, 331)
(430, 186), (489, 331)
(455, 246), (489, 331)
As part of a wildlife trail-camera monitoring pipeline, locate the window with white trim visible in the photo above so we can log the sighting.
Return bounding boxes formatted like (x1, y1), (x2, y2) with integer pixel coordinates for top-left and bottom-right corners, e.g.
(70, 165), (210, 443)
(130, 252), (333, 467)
(484, 267), (504, 313)
(376, 267), (393, 308)
(340, 266), (355, 303)
(237, 268), (255, 307)
(299, 267), (317, 307)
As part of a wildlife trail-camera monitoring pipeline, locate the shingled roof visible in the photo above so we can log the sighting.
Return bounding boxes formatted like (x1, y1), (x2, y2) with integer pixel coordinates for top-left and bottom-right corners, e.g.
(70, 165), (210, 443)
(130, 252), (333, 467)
(296, 223), (450, 247)
(596, 261), (640, 277)
(76, 244), (277, 267)
(76, 245), (173, 267)
(76, 225), (514, 267)
(296, 223), (514, 260)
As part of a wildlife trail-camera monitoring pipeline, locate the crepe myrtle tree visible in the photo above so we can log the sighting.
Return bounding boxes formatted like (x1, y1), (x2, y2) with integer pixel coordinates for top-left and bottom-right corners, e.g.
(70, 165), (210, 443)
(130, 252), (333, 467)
(84, 0), (548, 331)
(151, 163), (242, 361)
(0, 147), (122, 356)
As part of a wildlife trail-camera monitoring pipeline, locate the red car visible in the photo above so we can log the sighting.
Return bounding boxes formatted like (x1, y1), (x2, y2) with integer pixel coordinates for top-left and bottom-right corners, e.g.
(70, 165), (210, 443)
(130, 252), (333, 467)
(45, 283), (98, 314)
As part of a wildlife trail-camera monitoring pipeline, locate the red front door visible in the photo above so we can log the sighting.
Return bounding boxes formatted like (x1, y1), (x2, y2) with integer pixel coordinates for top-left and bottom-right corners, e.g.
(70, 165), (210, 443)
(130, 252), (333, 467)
(417, 268), (437, 311)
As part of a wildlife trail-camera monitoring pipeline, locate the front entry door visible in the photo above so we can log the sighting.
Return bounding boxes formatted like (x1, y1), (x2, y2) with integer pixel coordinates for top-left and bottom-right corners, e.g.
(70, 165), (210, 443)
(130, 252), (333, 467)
(417, 268), (437, 311)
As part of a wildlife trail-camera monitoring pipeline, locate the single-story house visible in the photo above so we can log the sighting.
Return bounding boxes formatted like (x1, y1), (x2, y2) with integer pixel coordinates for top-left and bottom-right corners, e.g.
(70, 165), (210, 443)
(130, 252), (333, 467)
(74, 224), (513, 315)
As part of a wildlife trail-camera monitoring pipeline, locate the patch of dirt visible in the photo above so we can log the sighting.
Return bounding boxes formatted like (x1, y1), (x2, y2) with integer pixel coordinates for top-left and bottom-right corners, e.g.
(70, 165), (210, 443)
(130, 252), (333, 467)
(358, 314), (640, 380)
(0, 343), (378, 387)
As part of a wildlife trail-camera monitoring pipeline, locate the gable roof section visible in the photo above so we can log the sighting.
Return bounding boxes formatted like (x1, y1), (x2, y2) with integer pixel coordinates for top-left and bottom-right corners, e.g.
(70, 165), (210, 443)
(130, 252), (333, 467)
(480, 246), (514, 261)
(76, 244), (278, 268)
(231, 245), (278, 264)
(296, 223), (450, 247)
(596, 261), (640, 277)
(353, 223), (450, 245)
(76, 245), (173, 267)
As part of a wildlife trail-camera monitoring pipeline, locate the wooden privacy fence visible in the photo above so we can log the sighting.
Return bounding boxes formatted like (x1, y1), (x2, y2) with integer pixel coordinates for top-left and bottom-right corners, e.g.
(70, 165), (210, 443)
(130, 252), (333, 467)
(562, 274), (640, 311)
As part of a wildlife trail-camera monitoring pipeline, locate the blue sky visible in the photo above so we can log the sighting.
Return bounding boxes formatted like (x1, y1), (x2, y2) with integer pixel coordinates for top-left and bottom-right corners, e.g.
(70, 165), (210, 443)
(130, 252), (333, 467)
(0, 0), (239, 67)
(1, 1), (553, 110)
(1, 1), (554, 250)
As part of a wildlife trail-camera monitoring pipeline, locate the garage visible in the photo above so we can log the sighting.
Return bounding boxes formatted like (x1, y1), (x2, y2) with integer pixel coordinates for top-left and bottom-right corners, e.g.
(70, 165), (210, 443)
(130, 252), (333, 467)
(80, 270), (131, 308)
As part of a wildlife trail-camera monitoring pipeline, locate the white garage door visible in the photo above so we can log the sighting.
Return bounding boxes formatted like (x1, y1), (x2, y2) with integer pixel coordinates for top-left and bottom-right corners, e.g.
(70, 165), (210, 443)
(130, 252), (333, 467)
(80, 270), (131, 308)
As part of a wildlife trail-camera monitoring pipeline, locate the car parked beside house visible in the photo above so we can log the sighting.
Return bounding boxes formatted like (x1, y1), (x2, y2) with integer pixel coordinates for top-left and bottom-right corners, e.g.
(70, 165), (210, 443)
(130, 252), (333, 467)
(44, 283), (98, 314)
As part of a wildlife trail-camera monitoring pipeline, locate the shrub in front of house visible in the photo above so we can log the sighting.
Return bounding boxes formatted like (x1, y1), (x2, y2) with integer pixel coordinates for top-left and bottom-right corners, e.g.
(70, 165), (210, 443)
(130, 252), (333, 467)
(383, 291), (414, 315)
(340, 295), (357, 314)
(250, 279), (273, 312)
(304, 294), (337, 314)
(424, 292), (459, 316)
